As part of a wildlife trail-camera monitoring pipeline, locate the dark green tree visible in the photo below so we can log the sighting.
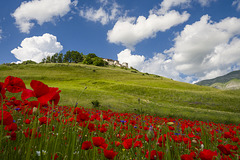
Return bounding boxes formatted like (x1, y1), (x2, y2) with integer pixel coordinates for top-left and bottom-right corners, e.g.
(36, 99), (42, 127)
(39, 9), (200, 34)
(51, 53), (58, 63)
(41, 58), (46, 63)
(46, 56), (51, 63)
(93, 57), (105, 66)
(71, 51), (83, 63)
(57, 53), (63, 63)
(82, 53), (97, 64)
(63, 51), (72, 63)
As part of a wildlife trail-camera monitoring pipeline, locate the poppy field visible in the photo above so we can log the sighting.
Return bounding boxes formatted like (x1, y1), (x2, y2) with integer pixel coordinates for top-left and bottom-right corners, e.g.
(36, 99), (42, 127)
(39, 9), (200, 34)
(1, 76), (240, 160)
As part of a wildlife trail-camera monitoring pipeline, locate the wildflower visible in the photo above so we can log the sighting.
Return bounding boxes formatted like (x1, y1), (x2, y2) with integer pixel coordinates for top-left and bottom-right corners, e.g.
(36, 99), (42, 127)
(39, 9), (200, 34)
(4, 76), (26, 93)
(217, 144), (232, 156)
(92, 137), (106, 147)
(199, 149), (217, 160)
(134, 140), (143, 148)
(104, 149), (118, 160)
(4, 123), (17, 131)
(181, 154), (193, 160)
(81, 141), (93, 150)
(122, 138), (133, 149)
(0, 110), (13, 125)
(25, 119), (31, 124)
(21, 80), (61, 105)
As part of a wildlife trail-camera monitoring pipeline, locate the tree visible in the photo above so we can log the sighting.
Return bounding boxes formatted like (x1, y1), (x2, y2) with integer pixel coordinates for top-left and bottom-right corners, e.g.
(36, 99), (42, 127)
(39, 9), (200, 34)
(93, 57), (105, 66)
(41, 58), (46, 63)
(63, 51), (72, 63)
(50, 53), (58, 63)
(71, 51), (83, 63)
(82, 53), (97, 64)
(21, 60), (37, 65)
(57, 53), (63, 63)
(46, 56), (51, 63)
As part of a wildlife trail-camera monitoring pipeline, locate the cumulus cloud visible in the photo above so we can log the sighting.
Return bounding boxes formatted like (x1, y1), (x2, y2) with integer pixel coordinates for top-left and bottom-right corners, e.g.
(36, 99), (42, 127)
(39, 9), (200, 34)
(108, 10), (190, 49)
(12, 0), (75, 33)
(79, 0), (121, 25)
(156, 0), (191, 14)
(117, 15), (240, 83)
(166, 15), (240, 81)
(117, 49), (190, 82)
(11, 33), (63, 63)
(117, 49), (145, 69)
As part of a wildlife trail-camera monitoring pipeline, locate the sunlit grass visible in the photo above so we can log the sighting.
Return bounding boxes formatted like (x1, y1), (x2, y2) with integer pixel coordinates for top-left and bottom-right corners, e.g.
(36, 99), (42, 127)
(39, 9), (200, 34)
(0, 63), (240, 124)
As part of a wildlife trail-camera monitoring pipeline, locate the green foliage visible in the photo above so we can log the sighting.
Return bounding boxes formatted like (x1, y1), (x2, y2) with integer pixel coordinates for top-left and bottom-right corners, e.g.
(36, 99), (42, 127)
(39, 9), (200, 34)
(91, 100), (100, 108)
(92, 57), (105, 66)
(1, 63), (240, 124)
(57, 53), (63, 63)
(82, 53), (97, 65)
(21, 60), (37, 65)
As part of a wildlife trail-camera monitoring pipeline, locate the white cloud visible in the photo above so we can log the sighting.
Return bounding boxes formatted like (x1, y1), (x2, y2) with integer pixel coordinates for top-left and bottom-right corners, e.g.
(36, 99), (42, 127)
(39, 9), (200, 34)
(117, 49), (188, 82)
(12, 0), (74, 33)
(11, 33), (63, 63)
(156, 0), (191, 14)
(107, 10), (190, 49)
(152, 0), (216, 14)
(166, 15), (240, 81)
(233, 0), (240, 11)
(197, 0), (217, 6)
(117, 49), (145, 69)
(79, 0), (121, 25)
(117, 15), (240, 83)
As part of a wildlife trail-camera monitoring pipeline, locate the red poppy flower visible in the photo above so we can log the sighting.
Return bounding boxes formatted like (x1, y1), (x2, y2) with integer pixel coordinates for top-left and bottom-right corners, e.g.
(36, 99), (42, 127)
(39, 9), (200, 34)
(39, 117), (51, 125)
(181, 154), (193, 160)
(134, 140), (143, 148)
(25, 119), (31, 124)
(223, 132), (232, 139)
(217, 144), (232, 155)
(0, 110), (13, 125)
(4, 123), (18, 131)
(76, 112), (90, 122)
(122, 138), (133, 149)
(199, 149), (217, 160)
(21, 80), (61, 105)
(81, 141), (93, 150)
(4, 76), (26, 93)
(92, 137), (106, 147)
(104, 149), (118, 160)
(7, 131), (17, 141)
(149, 150), (164, 160)
(0, 82), (6, 99)
(115, 141), (121, 147)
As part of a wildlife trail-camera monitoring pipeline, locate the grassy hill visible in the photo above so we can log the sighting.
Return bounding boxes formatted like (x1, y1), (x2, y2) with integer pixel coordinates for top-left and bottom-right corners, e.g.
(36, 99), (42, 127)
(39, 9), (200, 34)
(1, 63), (240, 124)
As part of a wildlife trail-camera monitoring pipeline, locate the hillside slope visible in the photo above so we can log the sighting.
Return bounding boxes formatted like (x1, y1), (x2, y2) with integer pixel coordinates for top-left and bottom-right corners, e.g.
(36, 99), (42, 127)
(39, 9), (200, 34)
(196, 70), (240, 86)
(1, 63), (240, 124)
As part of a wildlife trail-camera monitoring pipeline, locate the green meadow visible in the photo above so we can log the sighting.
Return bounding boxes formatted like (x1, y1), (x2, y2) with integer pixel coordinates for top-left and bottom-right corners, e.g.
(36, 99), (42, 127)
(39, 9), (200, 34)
(1, 63), (240, 124)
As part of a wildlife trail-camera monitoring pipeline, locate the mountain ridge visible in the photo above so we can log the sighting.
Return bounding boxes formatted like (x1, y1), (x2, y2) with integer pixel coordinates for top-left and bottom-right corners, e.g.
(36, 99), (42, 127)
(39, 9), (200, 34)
(196, 70), (240, 87)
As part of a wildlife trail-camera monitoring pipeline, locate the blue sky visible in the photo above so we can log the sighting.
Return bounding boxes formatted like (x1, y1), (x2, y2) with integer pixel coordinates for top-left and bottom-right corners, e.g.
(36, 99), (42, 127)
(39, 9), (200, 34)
(1, 0), (240, 83)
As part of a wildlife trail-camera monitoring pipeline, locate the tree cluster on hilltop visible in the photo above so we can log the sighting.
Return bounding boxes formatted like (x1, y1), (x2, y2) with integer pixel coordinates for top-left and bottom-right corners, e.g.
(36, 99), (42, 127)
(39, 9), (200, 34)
(41, 51), (108, 66)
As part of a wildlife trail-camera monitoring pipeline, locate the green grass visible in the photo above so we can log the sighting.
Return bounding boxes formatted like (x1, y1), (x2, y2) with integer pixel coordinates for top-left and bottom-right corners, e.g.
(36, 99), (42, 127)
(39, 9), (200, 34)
(1, 63), (240, 124)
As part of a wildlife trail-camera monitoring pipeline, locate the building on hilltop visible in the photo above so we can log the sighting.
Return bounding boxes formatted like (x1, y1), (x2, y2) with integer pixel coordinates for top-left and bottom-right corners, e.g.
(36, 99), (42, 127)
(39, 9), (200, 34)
(102, 58), (128, 68)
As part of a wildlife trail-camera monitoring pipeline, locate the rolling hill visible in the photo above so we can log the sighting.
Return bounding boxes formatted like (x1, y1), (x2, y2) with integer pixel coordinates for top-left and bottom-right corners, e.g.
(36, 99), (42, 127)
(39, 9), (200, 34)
(196, 70), (240, 90)
(1, 63), (240, 124)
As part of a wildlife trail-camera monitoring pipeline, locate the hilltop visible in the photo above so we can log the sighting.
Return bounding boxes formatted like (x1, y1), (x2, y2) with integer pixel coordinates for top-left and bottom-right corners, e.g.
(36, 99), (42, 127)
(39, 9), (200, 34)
(0, 63), (240, 124)
(196, 70), (240, 90)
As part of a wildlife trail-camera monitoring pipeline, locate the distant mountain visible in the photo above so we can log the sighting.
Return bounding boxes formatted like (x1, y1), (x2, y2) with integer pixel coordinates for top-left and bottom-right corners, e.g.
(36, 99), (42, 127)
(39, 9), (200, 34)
(196, 70), (240, 89)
